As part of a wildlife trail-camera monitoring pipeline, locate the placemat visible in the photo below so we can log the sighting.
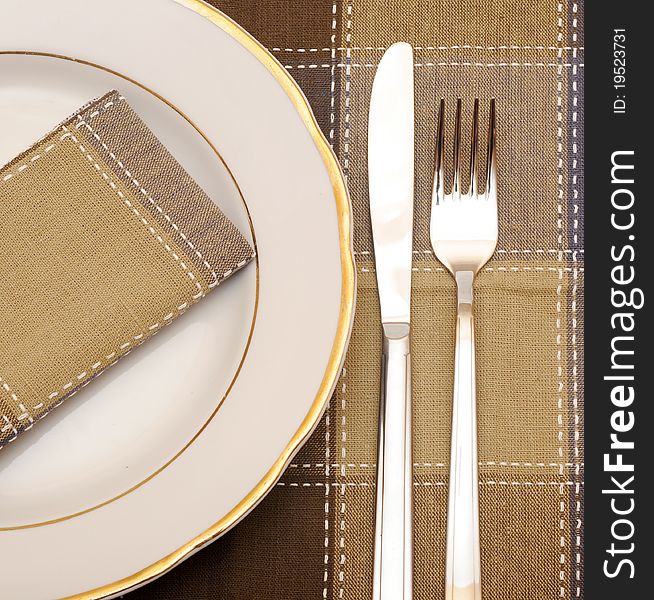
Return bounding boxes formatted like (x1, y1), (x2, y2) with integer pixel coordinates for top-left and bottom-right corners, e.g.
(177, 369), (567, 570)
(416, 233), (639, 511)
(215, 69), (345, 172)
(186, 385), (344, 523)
(128, 1), (584, 598)
(0, 89), (253, 451)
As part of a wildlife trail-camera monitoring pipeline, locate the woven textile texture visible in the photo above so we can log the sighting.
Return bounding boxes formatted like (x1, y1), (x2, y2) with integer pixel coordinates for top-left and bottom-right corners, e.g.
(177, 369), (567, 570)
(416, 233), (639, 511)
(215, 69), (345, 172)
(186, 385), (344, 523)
(128, 0), (584, 598)
(0, 90), (254, 450)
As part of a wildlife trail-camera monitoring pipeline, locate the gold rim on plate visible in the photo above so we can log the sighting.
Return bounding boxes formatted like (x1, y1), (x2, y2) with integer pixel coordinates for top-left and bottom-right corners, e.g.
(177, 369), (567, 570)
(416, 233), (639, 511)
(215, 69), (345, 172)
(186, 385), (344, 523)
(61, 0), (355, 598)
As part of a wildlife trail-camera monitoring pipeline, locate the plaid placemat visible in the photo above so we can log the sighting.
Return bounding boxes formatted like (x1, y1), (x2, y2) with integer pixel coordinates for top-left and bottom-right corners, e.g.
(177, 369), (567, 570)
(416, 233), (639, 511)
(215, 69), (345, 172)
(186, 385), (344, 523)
(129, 0), (584, 598)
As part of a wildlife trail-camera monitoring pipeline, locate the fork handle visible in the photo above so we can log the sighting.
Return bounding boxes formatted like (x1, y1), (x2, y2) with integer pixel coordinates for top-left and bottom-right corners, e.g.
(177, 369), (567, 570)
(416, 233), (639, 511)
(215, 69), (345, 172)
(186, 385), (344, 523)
(446, 272), (482, 600)
(373, 322), (413, 600)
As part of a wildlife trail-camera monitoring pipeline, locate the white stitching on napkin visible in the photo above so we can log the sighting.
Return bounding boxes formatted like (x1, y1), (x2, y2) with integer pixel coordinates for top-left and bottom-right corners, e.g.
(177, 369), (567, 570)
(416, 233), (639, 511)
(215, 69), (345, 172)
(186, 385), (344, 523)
(0, 116), (253, 449)
(0, 377), (21, 449)
(0, 375), (71, 449)
(83, 96), (126, 121)
(0, 415), (18, 447)
(0, 377), (19, 405)
(1, 143), (57, 184)
(62, 126), (206, 299)
(75, 103), (224, 289)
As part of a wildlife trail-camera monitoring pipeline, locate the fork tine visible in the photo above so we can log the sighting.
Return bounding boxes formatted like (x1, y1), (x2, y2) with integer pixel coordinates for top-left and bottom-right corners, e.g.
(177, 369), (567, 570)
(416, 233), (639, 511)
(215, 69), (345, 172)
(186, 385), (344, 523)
(469, 99), (479, 197)
(433, 98), (445, 204)
(485, 98), (497, 201)
(452, 99), (462, 199)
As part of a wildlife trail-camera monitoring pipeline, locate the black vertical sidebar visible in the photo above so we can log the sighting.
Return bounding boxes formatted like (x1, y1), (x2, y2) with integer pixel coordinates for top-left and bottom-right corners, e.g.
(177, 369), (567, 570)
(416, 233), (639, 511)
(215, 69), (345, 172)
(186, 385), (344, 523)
(585, 2), (652, 598)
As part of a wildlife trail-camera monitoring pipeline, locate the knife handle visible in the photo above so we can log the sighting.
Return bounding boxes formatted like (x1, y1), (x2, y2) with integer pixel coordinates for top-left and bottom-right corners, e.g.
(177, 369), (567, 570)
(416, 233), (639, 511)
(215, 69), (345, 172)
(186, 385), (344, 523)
(373, 322), (413, 600)
(445, 302), (482, 600)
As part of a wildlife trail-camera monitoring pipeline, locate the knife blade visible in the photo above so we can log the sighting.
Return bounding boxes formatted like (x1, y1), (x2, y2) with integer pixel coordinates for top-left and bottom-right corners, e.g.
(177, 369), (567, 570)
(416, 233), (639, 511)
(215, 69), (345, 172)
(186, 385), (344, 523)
(368, 42), (415, 600)
(368, 41), (415, 325)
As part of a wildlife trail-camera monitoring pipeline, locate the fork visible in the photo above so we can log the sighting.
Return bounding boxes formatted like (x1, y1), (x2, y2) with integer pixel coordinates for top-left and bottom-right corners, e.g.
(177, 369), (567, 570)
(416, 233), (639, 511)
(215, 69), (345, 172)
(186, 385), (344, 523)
(430, 98), (497, 600)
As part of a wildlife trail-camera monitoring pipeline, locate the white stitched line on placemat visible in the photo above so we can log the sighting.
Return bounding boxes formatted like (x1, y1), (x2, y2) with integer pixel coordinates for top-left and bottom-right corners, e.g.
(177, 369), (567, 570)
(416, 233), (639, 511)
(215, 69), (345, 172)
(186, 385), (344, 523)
(339, 366), (348, 598)
(338, 3), (353, 594)
(484, 266), (584, 272)
(342, 5), (353, 183)
(272, 45), (585, 53)
(571, 4), (582, 597)
(323, 430), (331, 600)
(324, 0), (336, 569)
(495, 249), (584, 254)
(325, 0), (337, 583)
(323, 258), (333, 599)
(277, 481), (584, 488)
(278, 482), (444, 488)
(485, 480), (583, 486)
(354, 248), (585, 256)
(556, 3), (567, 597)
(325, 8), (337, 591)
(283, 62), (584, 69)
(288, 461), (585, 469)
(323, 480), (331, 600)
(328, 1), (338, 149)
(74, 114), (224, 289)
(572, 266), (582, 598)
(358, 265), (585, 274)
(61, 126), (205, 299)
(323, 0), (335, 552)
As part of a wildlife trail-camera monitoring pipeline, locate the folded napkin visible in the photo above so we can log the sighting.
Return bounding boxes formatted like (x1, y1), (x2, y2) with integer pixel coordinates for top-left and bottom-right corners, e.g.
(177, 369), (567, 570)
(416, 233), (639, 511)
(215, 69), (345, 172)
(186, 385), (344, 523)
(125, 2), (585, 599)
(0, 90), (254, 450)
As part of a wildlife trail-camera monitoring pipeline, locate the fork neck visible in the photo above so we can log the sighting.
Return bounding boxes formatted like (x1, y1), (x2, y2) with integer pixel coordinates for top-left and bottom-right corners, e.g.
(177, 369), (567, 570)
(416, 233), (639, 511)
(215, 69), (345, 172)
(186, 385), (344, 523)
(455, 271), (474, 307)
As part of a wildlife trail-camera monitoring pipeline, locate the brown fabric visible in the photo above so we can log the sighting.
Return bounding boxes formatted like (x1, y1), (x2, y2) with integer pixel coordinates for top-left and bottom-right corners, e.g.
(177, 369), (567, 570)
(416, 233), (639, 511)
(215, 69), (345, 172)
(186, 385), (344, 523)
(0, 91), (254, 450)
(80, 91), (250, 286)
(350, 67), (563, 254)
(128, 0), (584, 599)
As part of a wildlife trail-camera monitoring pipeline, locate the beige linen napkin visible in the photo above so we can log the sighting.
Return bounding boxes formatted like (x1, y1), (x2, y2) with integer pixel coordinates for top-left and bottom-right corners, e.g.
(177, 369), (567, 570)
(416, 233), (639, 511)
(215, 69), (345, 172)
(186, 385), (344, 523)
(0, 90), (254, 450)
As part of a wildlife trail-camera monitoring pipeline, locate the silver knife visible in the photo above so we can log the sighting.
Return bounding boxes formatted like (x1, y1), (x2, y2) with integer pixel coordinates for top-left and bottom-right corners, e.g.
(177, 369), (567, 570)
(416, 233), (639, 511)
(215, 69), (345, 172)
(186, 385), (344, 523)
(368, 42), (415, 600)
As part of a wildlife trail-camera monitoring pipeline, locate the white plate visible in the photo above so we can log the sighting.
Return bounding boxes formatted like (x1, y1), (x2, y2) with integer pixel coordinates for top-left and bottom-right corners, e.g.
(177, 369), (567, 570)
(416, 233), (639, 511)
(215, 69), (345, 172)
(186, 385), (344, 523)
(0, 1), (354, 598)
